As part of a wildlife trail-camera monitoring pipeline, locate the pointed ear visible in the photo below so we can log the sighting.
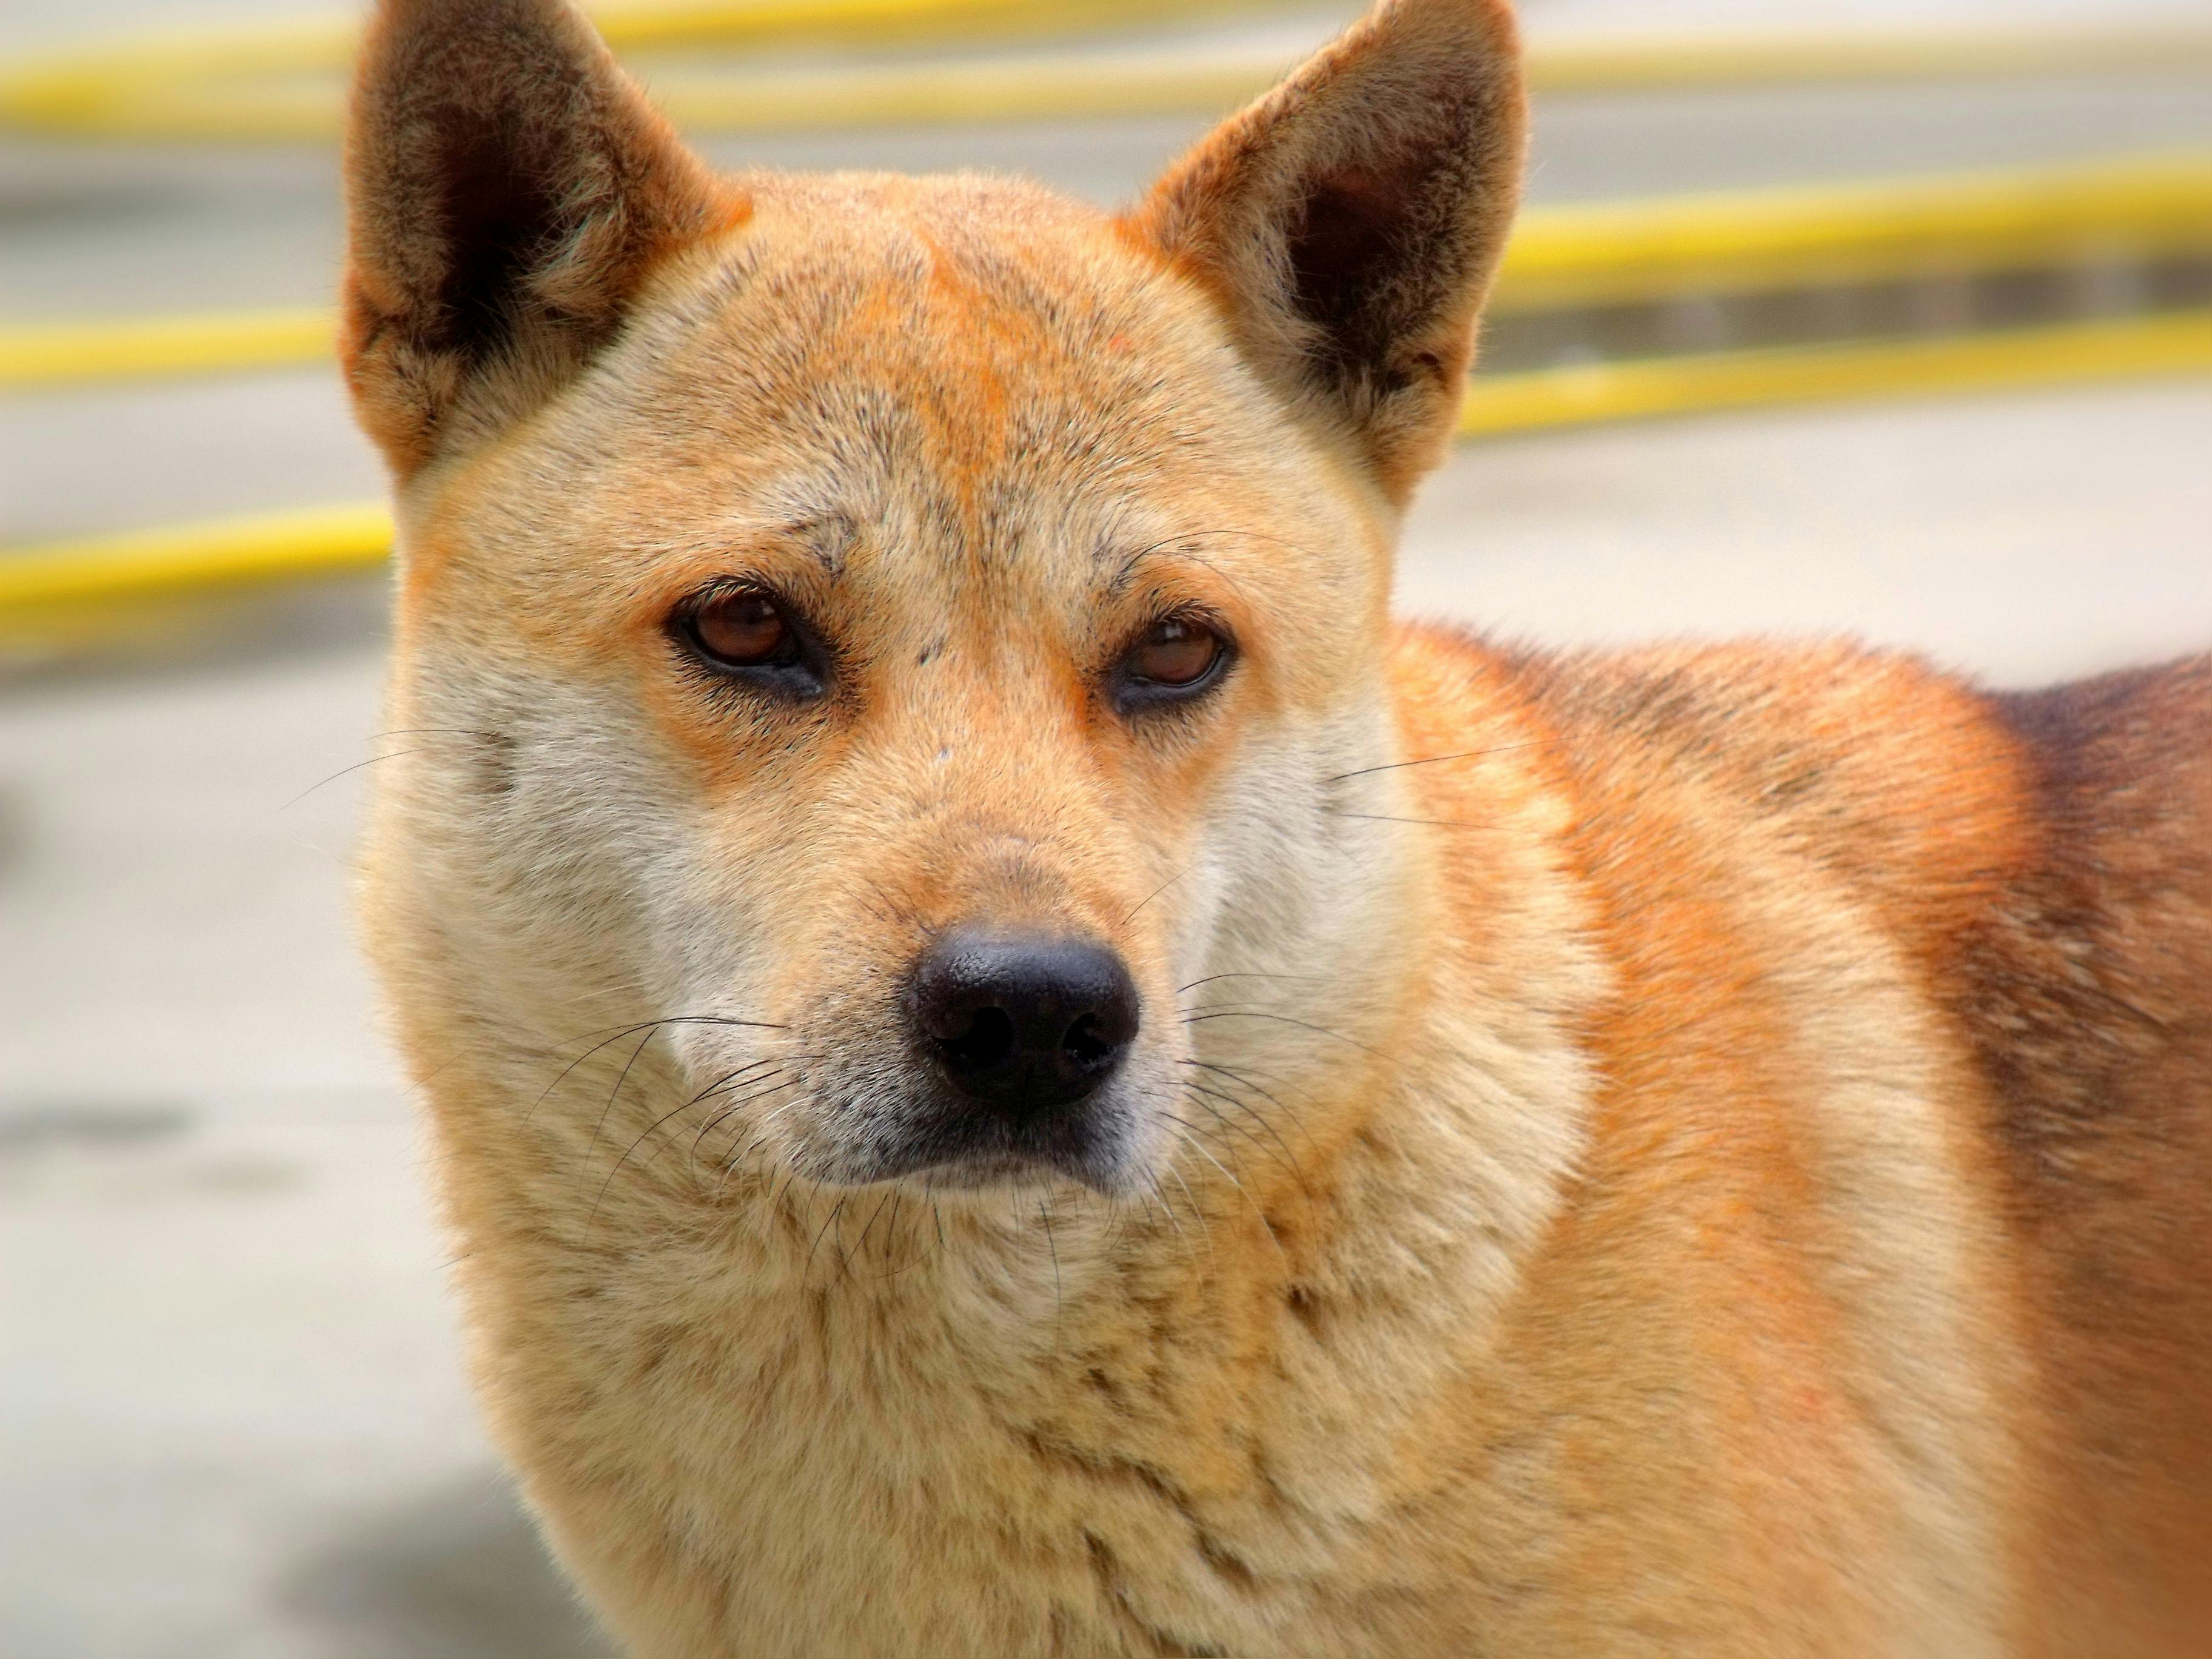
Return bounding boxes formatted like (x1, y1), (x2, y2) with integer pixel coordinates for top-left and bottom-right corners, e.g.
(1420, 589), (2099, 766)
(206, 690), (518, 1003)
(1121, 0), (1526, 506)
(341, 0), (740, 478)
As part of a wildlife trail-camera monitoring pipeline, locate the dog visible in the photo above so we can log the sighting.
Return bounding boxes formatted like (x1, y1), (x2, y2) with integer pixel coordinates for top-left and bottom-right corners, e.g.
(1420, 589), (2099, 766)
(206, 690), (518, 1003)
(340, 1), (2212, 1652)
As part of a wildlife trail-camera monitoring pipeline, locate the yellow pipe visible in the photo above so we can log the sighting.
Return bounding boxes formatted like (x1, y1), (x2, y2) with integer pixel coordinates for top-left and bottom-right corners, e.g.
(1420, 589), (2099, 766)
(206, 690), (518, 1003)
(5, 18), (2212, 145)
(1459, 307), (2212, 437)
(6, 309), (2209, 627)
(0, 503), (392, 614)
(1490, 152), (2212, 313)
(9, 153), (2211, 391)
(643, 53), (1285, 138)
(0, 307), (336, 390)
(1525, 25), (2212, 93)
(590, 0), (1272, 52)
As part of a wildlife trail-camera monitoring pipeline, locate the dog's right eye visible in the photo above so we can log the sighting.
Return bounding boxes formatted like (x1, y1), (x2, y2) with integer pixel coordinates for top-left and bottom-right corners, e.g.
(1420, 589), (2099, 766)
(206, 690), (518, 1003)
(692, 592), (791, 666)
(674, 588), (825, 696)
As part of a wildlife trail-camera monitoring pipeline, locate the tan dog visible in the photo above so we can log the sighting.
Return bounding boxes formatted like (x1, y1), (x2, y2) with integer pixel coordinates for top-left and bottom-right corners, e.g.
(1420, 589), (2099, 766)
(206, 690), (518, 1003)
(341, 1), (2212, 1652)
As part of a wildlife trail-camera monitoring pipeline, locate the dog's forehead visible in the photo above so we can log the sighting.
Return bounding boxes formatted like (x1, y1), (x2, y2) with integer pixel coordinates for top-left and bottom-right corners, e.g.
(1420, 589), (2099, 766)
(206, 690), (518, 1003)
(725, 170), (1154, 337)
(482, 174), (1340, 572)
(609, 173), (1249, 471)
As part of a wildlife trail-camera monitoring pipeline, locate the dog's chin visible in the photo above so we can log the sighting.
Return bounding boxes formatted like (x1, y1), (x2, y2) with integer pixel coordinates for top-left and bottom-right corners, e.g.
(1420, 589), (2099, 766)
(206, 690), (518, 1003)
(785, 1088), (1152, 1201)
(815, 1138), (1145, 1201)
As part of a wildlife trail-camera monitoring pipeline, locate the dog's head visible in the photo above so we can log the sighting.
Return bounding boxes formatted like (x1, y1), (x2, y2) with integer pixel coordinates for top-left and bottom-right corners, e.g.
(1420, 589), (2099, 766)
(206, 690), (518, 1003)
(345, 0), (1524, 1202)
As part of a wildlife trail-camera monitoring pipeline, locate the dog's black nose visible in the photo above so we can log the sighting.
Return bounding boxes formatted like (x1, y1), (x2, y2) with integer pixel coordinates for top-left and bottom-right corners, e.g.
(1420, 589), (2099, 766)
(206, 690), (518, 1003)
(911, 930), (1139, 1116)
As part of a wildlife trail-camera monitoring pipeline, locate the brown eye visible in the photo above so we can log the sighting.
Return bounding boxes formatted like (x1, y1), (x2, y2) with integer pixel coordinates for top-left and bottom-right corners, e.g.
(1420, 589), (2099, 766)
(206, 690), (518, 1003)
(689, 591), (794, 668)
(674, 586), (826, 698)
(1122, 616), (1227, 697)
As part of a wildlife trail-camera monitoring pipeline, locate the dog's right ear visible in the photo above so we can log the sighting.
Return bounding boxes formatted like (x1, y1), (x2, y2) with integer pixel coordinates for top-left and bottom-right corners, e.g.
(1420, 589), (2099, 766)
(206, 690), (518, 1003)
(342, 0), (739, 479)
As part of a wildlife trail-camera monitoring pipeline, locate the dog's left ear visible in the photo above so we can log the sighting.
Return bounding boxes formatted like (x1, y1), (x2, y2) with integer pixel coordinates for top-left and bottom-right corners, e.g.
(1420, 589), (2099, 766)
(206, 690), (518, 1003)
(1122, 0), (1526, 507)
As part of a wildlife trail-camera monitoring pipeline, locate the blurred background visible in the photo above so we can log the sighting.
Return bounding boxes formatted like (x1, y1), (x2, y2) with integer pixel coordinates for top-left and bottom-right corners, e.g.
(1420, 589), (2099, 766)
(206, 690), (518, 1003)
(3, 0), (2210, 1654)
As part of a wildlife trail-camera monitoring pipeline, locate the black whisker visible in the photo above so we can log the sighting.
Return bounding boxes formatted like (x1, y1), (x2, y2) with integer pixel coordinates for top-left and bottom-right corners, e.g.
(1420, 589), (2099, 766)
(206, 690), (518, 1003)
(1182, 1079), (1307, 1191)
(278, 748), (438, 813)
(592, 1086), (749, 1228)
(1176, 970), (1329, 996)
(1187, 1059), (1319, 1167)
(687, 1061), (813, 1171)
(584, 1027), (659, 1166)
(1124, 863), (1198, 924)
(1161, 1110), (1287, 1262)
(1039, 1199), (1062, 1342)
(1106, 527), (1318, 603)
(521, 1014), (788, 1128)
(805, 1197), (849, 1279)
(1324, 810), (1490, 830)
(853, 1187), (899, 1256)
(682, 1070), (807, 1177)
(1161, 1162), (1214, 1261)
(1183, 1057), (1299, 1117)
(1326, 738), (1559, 785)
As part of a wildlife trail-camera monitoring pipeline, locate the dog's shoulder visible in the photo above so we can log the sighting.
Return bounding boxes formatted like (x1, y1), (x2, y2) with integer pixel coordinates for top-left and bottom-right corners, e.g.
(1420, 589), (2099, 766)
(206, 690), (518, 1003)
(1390, 625), (2036, 927)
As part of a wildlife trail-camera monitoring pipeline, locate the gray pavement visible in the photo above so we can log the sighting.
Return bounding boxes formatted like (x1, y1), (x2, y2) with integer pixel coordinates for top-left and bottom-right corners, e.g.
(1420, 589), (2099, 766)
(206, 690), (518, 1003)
(5, 1), (2212, 1654)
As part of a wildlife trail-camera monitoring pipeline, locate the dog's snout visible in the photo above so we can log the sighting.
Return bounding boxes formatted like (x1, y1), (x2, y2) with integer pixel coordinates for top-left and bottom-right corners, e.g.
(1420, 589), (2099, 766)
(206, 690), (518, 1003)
(911, 930), (1138, 1116)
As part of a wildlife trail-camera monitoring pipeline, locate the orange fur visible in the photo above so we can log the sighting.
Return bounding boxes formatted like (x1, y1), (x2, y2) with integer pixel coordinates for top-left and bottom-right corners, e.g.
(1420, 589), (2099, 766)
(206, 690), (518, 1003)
(343, 2), (2212, 1653)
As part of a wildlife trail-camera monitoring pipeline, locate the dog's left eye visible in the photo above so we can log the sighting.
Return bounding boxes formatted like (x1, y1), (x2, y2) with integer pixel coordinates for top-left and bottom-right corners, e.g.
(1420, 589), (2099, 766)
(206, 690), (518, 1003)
(1116, 615), (1229, 709)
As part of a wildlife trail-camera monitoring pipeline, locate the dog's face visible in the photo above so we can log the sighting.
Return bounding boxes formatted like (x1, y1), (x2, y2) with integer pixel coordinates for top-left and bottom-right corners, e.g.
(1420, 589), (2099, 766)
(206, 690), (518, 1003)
(400, 180), (1398, 1196)
(346, 0), (1524, 1204)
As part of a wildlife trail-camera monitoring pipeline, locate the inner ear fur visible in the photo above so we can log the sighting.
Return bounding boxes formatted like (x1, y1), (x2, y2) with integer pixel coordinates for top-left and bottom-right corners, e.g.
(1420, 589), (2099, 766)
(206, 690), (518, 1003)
(1122, 0), (1527, 506)
(343, 0), (738, 477)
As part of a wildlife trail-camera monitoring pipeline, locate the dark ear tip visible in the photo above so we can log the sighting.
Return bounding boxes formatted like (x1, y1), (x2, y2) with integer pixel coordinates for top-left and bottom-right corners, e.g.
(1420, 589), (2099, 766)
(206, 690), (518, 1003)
(365, 0), (573, 28)
(1342, 0), (1523, 97)
(1358, 0), (1525, 83)
(355, 0), (601, 86)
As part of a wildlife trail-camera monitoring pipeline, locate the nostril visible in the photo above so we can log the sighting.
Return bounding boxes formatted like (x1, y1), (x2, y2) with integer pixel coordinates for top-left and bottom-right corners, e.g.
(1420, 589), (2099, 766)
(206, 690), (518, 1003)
(937, 1005), (1017, 1074)
(1059, 1011), (1119, 1072)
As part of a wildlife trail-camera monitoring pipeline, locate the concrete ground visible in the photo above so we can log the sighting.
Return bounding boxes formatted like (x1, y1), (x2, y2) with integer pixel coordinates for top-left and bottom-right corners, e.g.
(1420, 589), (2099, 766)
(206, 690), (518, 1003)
(4, 1), (2211, 1655)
